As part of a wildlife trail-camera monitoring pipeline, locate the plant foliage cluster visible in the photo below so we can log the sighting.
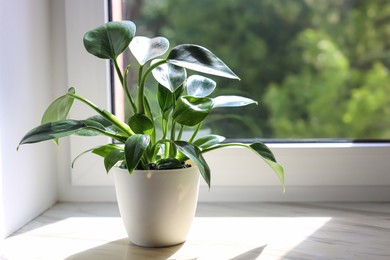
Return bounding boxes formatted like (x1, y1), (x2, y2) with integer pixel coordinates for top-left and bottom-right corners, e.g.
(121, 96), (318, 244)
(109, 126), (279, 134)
(18, 21), (284, 189)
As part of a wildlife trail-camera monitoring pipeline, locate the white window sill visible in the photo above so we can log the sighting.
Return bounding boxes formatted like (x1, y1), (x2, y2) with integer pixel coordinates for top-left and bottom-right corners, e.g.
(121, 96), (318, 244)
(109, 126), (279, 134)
(2, 202), (390, 259)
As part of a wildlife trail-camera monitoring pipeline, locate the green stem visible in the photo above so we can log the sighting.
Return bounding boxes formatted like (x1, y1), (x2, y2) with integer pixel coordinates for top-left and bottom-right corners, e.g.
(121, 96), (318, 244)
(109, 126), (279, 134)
(162, 118), (168, 139)
(164, 140), (170, 158)
(124, 65), (137, 113)
(188, 123), (202, 143)
(177, 125), (184, 140)
(154, 139), (176, 159)
(113, 59), (124, 84)
(138, 59), (167, 114)
(170, 121), (177, 141)
(137, 65), (144, 113)
(165, 120), (177, 158)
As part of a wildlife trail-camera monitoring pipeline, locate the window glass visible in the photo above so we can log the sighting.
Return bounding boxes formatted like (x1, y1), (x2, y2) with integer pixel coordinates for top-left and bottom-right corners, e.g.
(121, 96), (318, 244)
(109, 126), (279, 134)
(115, 0), (390, 139)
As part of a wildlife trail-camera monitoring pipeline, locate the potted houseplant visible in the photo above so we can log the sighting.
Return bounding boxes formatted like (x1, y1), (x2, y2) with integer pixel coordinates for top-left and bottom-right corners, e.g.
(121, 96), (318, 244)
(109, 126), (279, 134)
(18, 20), (284, 247)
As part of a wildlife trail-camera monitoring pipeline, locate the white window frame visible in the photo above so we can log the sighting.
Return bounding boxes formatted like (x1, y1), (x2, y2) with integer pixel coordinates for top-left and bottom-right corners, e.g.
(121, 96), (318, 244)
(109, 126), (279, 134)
(59, 0), (390, 202)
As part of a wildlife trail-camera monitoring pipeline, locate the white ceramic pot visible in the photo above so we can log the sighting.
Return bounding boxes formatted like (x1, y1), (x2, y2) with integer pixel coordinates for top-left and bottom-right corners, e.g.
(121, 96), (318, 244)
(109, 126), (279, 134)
(112, 165), (200, 247)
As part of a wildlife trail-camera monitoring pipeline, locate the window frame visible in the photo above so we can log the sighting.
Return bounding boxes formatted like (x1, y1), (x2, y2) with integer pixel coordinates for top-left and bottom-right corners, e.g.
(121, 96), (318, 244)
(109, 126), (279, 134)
(60, 0), (390, 202)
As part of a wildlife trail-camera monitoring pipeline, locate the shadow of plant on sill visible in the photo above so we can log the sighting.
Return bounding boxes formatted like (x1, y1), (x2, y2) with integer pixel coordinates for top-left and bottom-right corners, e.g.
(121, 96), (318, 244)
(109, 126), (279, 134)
(65, 238), (183, 260)
(65, 238), (266, 260)
(230, 245), (267, 260)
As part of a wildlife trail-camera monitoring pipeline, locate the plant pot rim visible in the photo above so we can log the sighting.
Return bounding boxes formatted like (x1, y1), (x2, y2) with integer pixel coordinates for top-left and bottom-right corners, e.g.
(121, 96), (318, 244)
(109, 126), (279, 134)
(114, 162), (197, 175)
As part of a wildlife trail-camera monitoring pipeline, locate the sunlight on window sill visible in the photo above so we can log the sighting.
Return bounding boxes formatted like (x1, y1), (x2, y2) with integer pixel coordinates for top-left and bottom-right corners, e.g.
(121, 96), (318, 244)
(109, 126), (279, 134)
(2, 215), (331, 259)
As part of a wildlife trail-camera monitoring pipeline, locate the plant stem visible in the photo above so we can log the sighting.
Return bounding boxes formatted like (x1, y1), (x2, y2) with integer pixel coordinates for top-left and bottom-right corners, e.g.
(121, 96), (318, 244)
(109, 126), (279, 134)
(113, 59), (137, 114)
(165, 120), (177, 158)
(112, 59), (124, 84)
(170, 121), (177, 141)
(177, 125), (184, 140)
(164, 140), (170, 158)
(124, 65), (137, 113)
(137, 65), (144, 113)
(138, 59), (167, 114)
(162, 118), (168, 139)
(188, 123), (202, 143)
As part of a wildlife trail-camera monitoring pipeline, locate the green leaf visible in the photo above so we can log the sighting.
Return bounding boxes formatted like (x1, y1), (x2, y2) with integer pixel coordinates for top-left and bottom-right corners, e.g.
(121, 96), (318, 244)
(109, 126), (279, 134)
(174, 141), (211, 188)
(83, 21), (136, 60)
(167, 44), (240, 79)
(128, 114), (154, 135)
(104, 149), (125, 173)
(83, 118), (106, 131)
(129, 36), (169, 65)
(152, 60), (187, 92)
(41, 87), (75, 124)
(75, 115), (112, 136)
(85, 115), (115, 127)
(200, 142), (284, 191)
(193, 135), (226, 150)
(172, 96), (214, 126)
(158, 84), (174, 119)
(71, 118), (126, 143)
(156, 158), (183, 170)
(18, 120), (85, 148)
(174, 85), (184, 100)
(92, 144), (124, 157)
(186, 75), (216, 97)
(248, 142), (285, 191)
(124, 134), (150, 173)
(71, 144), (123, 168)
(213, 95), (258, 108)
(86, 115), (129, 136)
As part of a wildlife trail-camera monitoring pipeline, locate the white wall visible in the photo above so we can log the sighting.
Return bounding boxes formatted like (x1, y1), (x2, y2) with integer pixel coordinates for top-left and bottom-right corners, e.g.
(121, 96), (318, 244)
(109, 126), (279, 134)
(0, 0), (57, 238)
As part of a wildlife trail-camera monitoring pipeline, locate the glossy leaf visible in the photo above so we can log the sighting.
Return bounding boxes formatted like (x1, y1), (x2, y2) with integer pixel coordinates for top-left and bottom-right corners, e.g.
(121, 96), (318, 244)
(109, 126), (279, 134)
(85, 115), (115, 127)
(167, 44), (240, 79)
(70, 118), (127, 143)
(129, 36), (169, 65)
(128, 114), (154, 135)
(83, 21), (136, 60)
(18, 120), (85, 148)
(124, 134), (150, 173)
(174, 85), (184, 100)
(87, 115), (126, 134)
(156, 158), (183, 170)
(92, 144), (124, 157)
(248, 142), (285, 191)
(78, 119), (106, 133)
(152, 59), (187, 92)
(158, 84), (174, 119)
(193, 135), (226, 150)
(41, 88), (75, 124)
(213, 95), (258, 108)
(104, 149), (125, 173)
(201, 141), (285, 191)
(172, 96), (214, 126)
(174, 141), (211, 188)
(186, 75), (216, 97)
(72, 144), (123, 168)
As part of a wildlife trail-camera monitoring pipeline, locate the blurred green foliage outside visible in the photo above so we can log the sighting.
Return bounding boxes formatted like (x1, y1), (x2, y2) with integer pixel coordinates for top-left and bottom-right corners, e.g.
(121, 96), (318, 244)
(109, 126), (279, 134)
(122, 0), (390, 139)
